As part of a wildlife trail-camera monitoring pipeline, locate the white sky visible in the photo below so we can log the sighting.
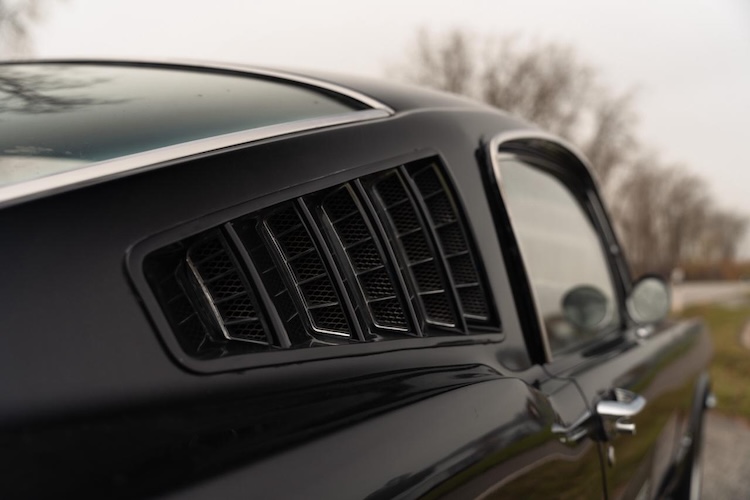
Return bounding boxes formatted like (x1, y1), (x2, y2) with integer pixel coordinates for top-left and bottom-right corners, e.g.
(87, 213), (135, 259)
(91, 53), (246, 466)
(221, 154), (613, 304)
(28, 0), (750, 251)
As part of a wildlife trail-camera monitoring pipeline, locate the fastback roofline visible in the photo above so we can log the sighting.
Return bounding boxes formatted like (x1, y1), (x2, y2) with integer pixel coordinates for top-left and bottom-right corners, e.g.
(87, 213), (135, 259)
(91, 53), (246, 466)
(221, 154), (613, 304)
(1, 58), (395, 114)
(0, 59), (395, 209)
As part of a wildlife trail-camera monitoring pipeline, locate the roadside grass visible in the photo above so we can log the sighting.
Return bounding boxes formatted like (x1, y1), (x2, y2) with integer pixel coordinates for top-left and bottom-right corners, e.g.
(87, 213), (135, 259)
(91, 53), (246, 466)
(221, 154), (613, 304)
(675, 299), (750, 421)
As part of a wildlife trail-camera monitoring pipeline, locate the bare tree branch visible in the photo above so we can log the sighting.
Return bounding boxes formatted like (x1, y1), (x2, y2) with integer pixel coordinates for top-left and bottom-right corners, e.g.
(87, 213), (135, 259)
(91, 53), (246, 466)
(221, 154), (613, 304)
(0, 0), (49, 58)
(393, 30), (636, 191)
(392, 28), (749, 275)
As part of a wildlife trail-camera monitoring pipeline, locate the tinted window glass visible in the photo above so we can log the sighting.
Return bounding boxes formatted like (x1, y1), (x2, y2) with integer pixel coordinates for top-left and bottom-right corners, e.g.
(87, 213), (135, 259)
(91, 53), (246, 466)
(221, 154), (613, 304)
(500, 157), (619, 354)
(0, 63), (362, 187)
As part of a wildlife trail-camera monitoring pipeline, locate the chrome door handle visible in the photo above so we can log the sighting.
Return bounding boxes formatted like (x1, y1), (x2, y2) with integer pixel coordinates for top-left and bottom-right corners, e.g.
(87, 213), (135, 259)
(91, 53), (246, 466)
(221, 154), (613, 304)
(597, 395), (646, 418)
(553, 389), (646, 444)
(597, 388), (646, 437)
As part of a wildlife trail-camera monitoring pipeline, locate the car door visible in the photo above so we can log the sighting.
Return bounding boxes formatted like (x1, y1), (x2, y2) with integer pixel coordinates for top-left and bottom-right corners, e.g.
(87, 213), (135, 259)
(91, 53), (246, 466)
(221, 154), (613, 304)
(490, 135), (711, 500)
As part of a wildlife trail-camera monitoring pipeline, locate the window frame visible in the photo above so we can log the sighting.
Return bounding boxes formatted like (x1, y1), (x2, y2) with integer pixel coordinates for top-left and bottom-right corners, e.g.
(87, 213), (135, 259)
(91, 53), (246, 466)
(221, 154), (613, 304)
(486, 131), (631, 364)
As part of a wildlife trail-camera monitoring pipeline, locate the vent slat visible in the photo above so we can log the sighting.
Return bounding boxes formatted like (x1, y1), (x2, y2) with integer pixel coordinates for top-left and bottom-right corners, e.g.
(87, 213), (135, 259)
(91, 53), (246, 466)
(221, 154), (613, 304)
(320, 185), (410, 331)
(408, 162), (494, 326)
(264, 204), (351, 337)
(371, 171), (459, 329)
(236, 218), (310, 346)
(185, 234), (269, 344)
(143, 230), (276, 360)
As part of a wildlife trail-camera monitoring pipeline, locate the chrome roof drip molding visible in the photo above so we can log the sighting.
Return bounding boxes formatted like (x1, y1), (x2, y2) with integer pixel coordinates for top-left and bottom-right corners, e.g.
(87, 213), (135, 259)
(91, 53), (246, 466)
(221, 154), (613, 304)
(180, 59), (395, 114)
(2, 58), (396, 114)
(0, 109), (390, 210)
(486, 129), (601, 191)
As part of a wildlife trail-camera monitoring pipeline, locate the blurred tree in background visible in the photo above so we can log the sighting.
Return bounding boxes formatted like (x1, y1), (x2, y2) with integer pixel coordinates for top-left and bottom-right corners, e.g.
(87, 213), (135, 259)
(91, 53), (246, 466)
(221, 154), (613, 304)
(0, 0), (48, 57)
(393, 29), (748, 279)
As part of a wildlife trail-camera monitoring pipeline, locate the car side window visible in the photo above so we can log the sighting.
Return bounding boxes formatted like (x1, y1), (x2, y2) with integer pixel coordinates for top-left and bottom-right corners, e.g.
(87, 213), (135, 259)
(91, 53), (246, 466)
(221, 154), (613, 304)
(499, 155), (620, 354)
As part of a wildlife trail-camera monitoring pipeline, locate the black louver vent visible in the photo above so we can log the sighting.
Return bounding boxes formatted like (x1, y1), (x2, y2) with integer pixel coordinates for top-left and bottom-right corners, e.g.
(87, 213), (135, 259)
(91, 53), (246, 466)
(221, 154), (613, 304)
(144, 157), (499, 363)
(263, 204), (351, 336)
(368, 171), (458, 329)
(318, 185), (410, 332)
(232, 216), (309, 346)
(407, 163), (492, 324)
(185, 235), (267, 343)
(144, 231), (274, 359)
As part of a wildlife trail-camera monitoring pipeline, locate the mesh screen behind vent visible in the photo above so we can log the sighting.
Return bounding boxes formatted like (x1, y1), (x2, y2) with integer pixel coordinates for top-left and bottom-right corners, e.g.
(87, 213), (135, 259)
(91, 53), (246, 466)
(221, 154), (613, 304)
(320, 185), (409, 331)
(370, 171), (459, 329)
(231, 217), (309, 346)
(407, 163), (492, 324)
(144, 231), (275, 359)
(263, 204), (352, 337)
(185, 235), (267, 343)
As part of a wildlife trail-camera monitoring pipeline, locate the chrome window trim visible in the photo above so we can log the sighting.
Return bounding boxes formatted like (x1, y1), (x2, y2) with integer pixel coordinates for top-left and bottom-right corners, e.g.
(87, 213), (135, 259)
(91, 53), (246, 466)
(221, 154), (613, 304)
(486, 129), (600, 363)
(0, 108), (389, 209)
(179, 59), (394, 113)
(487, 130), (598, 188)
(1, 58), (396, 114)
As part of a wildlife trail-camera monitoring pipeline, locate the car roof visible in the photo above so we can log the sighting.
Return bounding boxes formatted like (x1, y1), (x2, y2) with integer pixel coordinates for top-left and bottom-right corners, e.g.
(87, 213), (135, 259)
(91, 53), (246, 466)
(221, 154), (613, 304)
(0, 59), (498, 209)
(0, 61), (369, 172)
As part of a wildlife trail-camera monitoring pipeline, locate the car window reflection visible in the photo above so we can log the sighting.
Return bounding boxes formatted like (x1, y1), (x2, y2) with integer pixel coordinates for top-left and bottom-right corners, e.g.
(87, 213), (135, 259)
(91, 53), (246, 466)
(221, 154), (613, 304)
(500, 157), (620, 353)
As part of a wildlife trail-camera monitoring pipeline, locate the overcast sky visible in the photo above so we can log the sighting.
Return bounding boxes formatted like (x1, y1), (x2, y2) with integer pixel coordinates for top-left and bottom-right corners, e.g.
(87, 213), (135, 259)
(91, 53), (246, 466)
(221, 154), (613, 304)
(28, 0), (750, 250)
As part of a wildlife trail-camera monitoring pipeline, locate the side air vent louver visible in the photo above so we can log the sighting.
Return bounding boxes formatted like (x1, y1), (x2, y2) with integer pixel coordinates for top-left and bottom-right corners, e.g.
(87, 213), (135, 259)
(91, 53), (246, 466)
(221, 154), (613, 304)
(185, 235), (267, 343)
(231, 216), (309, 346)
(142, 156), (500, 366)
(368, 170), (459, 330)
(318, 185), (410, 332)
(144, 230), (275, 359)
(406, 163), (493, 325)
(262, 204), (352, 337)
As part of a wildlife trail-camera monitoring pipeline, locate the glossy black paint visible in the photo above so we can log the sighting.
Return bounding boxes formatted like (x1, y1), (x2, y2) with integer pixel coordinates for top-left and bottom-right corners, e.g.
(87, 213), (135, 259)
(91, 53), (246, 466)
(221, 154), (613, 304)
(545, 319), (712, 499)
(0, 63), (711, 499)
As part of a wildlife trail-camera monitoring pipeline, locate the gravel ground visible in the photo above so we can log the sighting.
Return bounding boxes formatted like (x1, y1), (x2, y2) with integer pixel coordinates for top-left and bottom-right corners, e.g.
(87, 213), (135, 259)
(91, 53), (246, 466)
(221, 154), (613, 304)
(702, 411), (750, 499)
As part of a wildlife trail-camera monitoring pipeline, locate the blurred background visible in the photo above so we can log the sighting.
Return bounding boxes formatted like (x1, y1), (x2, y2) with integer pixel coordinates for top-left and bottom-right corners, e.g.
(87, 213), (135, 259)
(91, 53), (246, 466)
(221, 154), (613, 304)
(4, 0), (749, 282)
(2, 0), (750, 496)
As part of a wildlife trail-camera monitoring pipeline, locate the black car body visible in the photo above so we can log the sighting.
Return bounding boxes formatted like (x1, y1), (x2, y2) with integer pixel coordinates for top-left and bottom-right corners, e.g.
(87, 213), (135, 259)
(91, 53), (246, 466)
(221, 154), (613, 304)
(0, 61), (712, 499)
